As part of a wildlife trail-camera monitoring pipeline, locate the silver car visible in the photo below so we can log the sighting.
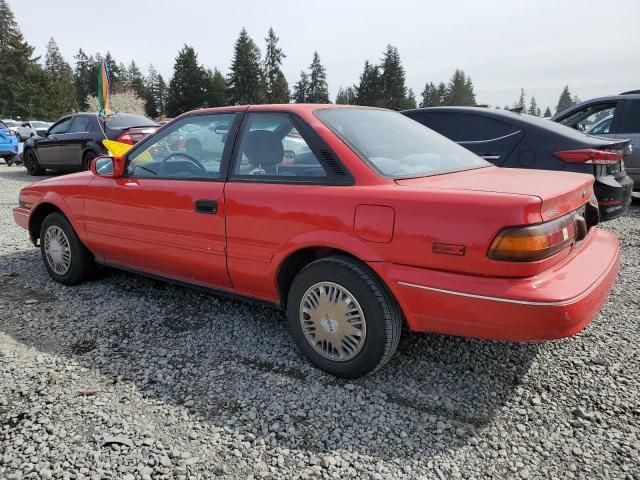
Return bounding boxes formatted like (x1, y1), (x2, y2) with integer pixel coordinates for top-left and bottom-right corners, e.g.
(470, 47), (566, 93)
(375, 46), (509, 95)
(16, 121), (51, 141)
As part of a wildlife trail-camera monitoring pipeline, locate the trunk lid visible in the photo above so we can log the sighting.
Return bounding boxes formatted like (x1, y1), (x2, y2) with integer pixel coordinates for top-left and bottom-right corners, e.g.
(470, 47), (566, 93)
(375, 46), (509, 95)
(395, 166), (594, 222)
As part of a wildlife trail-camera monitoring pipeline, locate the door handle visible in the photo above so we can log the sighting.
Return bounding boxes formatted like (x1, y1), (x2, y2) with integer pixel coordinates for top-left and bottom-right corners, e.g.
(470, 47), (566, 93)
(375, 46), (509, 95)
(195, 199), (218, 214)
(481, 155), (500, 161)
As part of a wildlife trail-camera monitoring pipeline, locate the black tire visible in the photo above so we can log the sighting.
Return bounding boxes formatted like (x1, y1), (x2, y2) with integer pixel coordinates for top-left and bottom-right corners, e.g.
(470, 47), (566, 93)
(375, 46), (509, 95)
(287, 255), (402, 378)
(24, 149), (45, 176)
(83, 150), (97, 170)
(40, 212), (96, 285)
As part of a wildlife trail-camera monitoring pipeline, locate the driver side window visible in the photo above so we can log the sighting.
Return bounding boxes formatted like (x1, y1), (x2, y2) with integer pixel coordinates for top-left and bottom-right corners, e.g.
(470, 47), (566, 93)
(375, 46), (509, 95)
(49, 118), (72, 135)
(126, 113), (236, 179)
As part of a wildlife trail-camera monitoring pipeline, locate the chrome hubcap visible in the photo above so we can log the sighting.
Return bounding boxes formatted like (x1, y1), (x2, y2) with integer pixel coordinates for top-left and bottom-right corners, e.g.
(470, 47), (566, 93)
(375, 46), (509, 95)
(299, 282), (366, 362)
(44, 226), (71, 275)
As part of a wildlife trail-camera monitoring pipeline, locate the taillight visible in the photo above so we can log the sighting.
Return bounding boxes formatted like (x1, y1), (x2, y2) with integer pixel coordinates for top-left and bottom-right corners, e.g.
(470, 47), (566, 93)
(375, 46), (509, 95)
(489, 213), (577, 262)
(116, 131), (134, 145)
(8, 129), (16, 136)
(553, 149), (623, 165)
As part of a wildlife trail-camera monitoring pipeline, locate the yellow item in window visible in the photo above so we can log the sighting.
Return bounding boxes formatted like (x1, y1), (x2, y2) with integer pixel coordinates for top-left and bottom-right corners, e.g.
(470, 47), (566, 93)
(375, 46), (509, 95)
(102, 139), (153, 163)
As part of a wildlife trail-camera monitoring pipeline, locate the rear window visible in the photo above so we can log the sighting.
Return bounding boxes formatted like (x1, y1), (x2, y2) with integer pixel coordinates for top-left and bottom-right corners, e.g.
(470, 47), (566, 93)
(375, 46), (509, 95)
(315, 108), (489, 178)
(104, 113), (157, 128)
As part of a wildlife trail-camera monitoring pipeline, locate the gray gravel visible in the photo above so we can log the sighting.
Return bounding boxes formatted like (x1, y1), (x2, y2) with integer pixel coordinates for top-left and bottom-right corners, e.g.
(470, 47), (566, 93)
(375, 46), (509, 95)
(1, 167), (639, 479)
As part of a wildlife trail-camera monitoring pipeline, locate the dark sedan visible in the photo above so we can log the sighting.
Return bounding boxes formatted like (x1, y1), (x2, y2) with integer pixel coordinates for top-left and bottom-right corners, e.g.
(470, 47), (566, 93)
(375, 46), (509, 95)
(402, 107), (633, 221)
(23, 113), (158, 176)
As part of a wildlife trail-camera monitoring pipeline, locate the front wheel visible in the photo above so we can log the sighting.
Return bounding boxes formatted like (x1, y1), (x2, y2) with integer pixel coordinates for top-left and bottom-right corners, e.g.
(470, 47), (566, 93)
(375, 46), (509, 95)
(287, 256), (402, 378)
(82, 150), (97, 170)
(24, 149), (45, 176)
(40, 212), (96, 285)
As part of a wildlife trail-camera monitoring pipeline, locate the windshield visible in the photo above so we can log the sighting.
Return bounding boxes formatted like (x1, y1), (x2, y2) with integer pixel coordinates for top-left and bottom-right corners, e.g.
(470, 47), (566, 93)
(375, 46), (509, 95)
(104, 113), (157, 128)
(315, 108), (489, 178)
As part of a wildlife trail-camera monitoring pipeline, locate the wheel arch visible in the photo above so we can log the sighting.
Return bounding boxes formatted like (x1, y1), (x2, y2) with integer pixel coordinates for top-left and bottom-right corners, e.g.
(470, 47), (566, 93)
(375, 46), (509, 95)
(28, 195), (79, 245)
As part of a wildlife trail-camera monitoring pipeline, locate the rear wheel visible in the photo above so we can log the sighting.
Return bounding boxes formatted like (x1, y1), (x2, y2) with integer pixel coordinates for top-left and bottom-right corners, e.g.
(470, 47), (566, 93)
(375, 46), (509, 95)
(287, 256), (402, 378)
(24, 149), (45, 176)
(40, 212), (96, 285)
(82, 150), (97, 170)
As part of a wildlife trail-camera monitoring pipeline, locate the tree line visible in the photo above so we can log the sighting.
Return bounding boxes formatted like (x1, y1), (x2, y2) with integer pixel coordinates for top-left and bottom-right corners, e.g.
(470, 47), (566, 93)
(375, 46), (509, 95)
(0, 0), (584, 121)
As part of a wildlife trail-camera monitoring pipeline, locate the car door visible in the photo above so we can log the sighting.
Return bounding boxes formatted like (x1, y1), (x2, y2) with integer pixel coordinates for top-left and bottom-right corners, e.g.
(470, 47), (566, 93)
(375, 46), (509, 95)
(37, 117), (72, 166)
(83, 111), (243, 288)
(58, 116), (92, 168)
(614, 99), (640, 185)
(224, 110), (354, 300)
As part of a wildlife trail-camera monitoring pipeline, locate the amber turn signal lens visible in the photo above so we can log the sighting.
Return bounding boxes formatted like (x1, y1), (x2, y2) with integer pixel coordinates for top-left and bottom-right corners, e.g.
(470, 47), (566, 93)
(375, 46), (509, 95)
(489, 212), (577, 262)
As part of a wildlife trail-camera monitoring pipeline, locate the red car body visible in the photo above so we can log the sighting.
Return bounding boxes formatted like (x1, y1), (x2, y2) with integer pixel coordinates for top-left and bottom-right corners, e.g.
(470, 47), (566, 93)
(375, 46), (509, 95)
(14, 104), (619, 345)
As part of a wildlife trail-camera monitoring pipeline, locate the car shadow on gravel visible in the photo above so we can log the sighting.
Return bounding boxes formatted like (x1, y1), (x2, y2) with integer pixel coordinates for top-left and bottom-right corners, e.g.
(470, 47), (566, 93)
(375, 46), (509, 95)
(0, 248), (539, 461)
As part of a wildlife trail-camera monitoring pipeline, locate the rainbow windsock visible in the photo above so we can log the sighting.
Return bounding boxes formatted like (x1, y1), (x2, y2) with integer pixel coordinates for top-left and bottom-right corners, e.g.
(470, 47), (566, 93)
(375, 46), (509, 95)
(97, 59), (111, 117)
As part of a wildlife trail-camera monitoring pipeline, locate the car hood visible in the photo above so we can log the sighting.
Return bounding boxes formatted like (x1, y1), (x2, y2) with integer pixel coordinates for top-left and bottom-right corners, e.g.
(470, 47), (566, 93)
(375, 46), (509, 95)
(395, 166), (594, 222)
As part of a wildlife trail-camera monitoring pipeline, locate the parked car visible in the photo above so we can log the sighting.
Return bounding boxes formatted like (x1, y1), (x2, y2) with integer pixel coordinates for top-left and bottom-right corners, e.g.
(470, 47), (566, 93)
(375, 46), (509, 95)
(552, 90), (640, 190)
(0, 120), (20, 165)
(402, 107), (633, 220)
(14, 105), (619, 378)
(22, 113), (158, 175)
(16, 121), (51, 141)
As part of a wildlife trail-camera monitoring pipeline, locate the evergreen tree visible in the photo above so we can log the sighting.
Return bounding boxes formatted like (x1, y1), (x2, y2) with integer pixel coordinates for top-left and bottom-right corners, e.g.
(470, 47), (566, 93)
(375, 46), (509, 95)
(227, 28), (265, 105)
(43, 37), (76, 116)
(405, 88), (417, 109)
(436, 82), (448, 105)
(126, 60), (146, 98)
(101, 52), (122, 91)
(544, 106), (552, 117)
(528, 96), (539, 116)
(166, 45), (209, 116)
(263, 28), (289, 103)
(307, 51), (329, 103)
(0, 0), (39, 117)
(355, 61), (382, 106)
(144, 64), (161, 117)
(445, 69), (476, 106)
(292, 71), (309, 103)
(516, 88), (526, 110)
(335, 86), (356, 105)
(205, 68), (227, 107)
(420, 81), (445, 107)
(556, 85), (575, 114)
(157, 74), (167, 116)
(379, 45), (407, 110)
(73, 49), (99, 110)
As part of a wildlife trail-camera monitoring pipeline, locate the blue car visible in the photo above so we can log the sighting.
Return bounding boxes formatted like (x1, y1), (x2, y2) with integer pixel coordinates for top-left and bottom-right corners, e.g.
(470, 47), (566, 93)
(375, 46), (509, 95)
(0, 120), (19, 165)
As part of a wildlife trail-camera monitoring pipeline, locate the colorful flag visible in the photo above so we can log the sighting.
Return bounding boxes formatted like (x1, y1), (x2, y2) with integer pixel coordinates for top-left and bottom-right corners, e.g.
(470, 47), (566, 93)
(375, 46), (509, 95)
(97, 59), (111, 117)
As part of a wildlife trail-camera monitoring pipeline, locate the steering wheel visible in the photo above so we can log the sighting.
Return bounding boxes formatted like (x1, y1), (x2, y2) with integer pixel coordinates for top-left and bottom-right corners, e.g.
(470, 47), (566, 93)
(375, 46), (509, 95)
(160, 152), (207, 175)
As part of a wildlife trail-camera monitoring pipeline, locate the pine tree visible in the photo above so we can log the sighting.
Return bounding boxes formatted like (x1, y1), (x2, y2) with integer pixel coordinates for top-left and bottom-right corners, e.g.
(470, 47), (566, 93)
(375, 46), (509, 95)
(379, 45), (407, 110)
(126, 60), (146, 98)
(263, 28), (289, 103)
(101, 52), (122, 91)
(404, 88), (417, 109)
(166, 45), (209, 116)
(43, 37), (76, 116)
(73, 49), (99, 110)
(544, 106), (552, 117)
(436, 82), (448, 105)
(355, 61), (382, 107)
(292, 71), (309, 103)
(205, 68), (227, 107)
(445, 69), (475, 106)
(516, 88), (526, 111)
(335, 86), (356, 105)
(0, 0), (39, 118)
(157, 74), (167, 116)
(144, 64), (161, 118)
(227, 28), (265, 105)
(307, 52), (329, 103)
(420, 81), (444, 107)
(556, 85), (574, 114)
(528, 96), (539, 116)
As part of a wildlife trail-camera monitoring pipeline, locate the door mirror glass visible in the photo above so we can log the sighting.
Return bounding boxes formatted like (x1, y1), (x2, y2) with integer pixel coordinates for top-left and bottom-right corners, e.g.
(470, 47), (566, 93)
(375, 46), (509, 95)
(93, 156), (115, 177)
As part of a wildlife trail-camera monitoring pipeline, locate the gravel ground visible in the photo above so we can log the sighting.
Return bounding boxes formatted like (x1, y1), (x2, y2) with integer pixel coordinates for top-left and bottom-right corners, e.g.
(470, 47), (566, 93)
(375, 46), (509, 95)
(1, 167), (639, 480)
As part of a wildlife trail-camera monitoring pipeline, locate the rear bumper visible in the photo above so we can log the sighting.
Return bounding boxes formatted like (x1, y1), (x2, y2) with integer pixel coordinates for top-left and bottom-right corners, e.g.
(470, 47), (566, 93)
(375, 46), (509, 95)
(370, 228), (620, 341)
(594, 173), (633, 220)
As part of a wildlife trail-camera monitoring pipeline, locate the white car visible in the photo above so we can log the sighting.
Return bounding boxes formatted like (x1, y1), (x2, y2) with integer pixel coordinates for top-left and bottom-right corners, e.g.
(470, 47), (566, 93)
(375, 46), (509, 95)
(16, 121), (51, 141)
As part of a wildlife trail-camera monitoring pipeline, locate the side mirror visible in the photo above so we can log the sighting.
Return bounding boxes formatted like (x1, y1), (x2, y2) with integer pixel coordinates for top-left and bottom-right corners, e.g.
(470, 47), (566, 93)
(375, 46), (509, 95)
(214, 124), (229, 135)
(91, 155), (126, 178)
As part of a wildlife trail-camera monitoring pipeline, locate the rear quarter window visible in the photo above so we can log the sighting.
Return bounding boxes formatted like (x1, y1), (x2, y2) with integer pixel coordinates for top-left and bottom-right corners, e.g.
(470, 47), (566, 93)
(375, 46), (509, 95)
(410, 112), (517, 142)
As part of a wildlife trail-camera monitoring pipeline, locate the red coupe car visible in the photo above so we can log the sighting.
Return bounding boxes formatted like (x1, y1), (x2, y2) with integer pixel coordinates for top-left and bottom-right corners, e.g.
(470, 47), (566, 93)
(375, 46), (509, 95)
(13, 104), (620, 378)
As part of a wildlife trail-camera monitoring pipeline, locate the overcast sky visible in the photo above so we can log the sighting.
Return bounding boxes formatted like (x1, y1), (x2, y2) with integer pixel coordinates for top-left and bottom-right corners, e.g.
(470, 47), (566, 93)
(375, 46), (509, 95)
(10, 0), (640, 111)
